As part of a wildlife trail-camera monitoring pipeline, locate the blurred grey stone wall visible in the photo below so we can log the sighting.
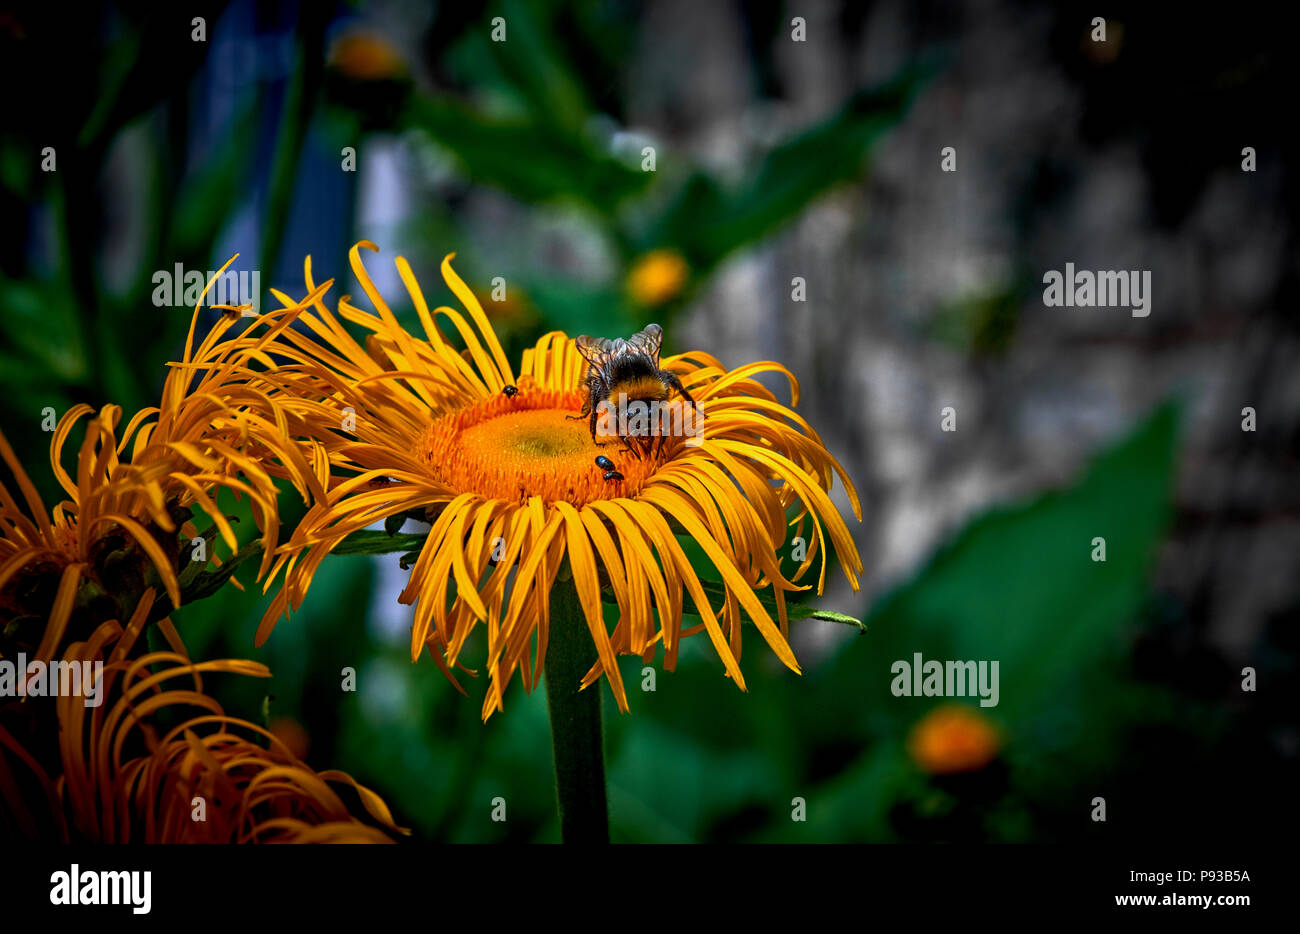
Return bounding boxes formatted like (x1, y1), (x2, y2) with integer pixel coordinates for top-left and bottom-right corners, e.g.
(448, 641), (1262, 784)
(626, 0), (1298, 660)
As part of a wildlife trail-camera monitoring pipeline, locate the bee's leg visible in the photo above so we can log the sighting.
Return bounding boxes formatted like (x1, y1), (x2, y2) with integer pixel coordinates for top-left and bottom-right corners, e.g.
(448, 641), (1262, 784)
(661, 370), (698, 449)
(568, 380), (596, 442)
(564, 396), (590, 421)
(659, 370), (694, 404)
(588, 384), (605, 444)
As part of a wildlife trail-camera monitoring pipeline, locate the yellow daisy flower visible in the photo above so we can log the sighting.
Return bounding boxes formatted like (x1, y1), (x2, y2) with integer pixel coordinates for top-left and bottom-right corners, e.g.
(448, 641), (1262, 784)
(239, 242), (862, 720)
(0, 590), (402, 843)
(0, 263), (328, 665)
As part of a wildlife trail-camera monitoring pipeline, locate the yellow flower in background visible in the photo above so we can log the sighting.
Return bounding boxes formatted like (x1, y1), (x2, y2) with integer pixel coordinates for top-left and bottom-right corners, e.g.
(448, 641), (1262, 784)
(0, 590), (402, 842)
(626, 248), (689, 306)
(908, 704), (1001, 775)
(328, 31), (407, 82)
(229, 242), (861, 720)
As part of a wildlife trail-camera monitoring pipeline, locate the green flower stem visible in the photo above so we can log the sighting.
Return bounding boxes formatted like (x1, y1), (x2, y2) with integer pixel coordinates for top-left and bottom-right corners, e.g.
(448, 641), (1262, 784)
(544, 571), (609, 843)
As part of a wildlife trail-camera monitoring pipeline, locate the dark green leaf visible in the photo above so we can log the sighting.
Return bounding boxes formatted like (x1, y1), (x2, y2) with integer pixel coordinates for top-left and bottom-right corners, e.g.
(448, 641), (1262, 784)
(181, 541), (265, 605)
(333, 530), (430, 556)
(399, 551), (422, 571)
(403, 96), (651, 211)
(861, 401), (1180, 717)
(647, 63), (935, 273)
(384, 513), (407, 536)
(521, 279), (633, 338)
(484, 0), (591, 131)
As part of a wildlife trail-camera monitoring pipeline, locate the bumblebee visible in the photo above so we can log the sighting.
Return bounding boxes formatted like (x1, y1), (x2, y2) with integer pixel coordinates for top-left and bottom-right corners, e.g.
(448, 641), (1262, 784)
(571, 323), (693, 446)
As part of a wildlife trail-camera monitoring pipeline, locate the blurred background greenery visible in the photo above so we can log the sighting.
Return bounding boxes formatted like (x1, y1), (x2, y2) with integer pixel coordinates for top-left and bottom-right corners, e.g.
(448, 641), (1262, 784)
(1, 1), (1295, 842)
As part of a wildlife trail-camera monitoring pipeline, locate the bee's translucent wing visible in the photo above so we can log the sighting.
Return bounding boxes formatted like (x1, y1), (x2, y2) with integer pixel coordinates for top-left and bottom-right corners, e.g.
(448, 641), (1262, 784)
(575, 335), (617, 377)
(625, 323), (663, 363)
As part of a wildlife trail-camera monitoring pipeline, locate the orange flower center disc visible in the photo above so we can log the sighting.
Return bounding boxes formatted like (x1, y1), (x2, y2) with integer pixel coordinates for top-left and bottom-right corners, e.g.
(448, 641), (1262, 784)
(417, 387), (669, 505)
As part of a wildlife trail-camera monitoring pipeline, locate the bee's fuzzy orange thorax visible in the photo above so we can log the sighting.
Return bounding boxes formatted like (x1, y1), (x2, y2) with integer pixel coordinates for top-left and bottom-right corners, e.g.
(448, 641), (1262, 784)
(609, 375), (670, 402)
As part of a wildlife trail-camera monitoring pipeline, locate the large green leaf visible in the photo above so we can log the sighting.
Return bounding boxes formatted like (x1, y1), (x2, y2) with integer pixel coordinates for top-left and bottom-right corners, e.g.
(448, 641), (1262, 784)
(645, 63), (935, 273)
(520, 278), (631, 338)
(480, 0), (592, 131)
(403, 97), (651, 211)
(0, 277), (86, 382)
(860, 401), (1180, 718)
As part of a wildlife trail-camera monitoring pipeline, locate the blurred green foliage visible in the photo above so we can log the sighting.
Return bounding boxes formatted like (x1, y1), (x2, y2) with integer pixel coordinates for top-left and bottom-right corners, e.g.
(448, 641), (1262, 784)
(398, 61), (929, 341)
